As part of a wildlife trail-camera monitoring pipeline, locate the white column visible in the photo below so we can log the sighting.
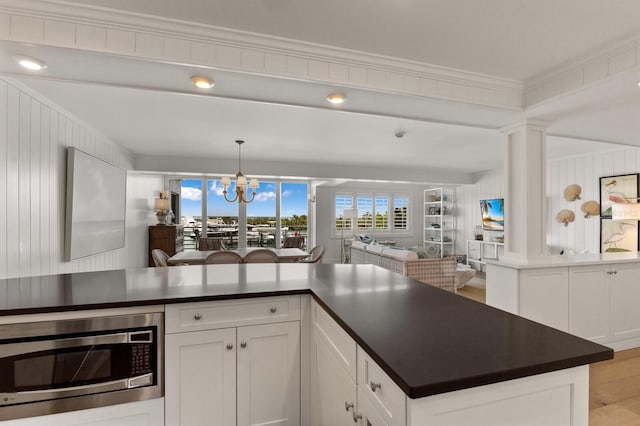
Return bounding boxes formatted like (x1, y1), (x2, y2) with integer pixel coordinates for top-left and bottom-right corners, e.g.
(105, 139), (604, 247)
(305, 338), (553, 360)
(500, 120), (550, 263)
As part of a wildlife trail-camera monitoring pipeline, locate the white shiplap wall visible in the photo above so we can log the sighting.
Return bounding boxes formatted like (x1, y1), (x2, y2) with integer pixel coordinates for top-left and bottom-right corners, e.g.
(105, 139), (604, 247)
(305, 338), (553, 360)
(0, 78), (136, 279)
(547, 147), (640, 254)
(461, 146), (640, 256)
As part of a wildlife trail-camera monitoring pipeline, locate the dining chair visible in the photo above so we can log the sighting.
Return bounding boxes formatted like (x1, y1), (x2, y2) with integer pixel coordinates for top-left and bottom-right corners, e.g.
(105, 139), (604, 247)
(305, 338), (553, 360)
(199, 237), (227, 251)
(282, 236), (305, 249)
(299, 245), (325, 264)
(204, 251), (244, 264)
(243, 249), (279, 263)
(151, 249), (170, 267)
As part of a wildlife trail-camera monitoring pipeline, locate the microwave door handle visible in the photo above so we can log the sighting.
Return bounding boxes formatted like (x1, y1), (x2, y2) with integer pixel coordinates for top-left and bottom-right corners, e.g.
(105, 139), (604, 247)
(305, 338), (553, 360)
(0, 377), (134, 407)
(0, 332), (130, 358)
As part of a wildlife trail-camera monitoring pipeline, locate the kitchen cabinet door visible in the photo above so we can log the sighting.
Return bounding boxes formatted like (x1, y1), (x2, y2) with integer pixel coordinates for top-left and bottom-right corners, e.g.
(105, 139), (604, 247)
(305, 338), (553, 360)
(237, 322), (300, 426)
(568, 266), (610, 343)
(610, 263), (640, 341)
(165, 328), (236, 426)
(356, 387), (388, 426)
(311, 329), (357, 426)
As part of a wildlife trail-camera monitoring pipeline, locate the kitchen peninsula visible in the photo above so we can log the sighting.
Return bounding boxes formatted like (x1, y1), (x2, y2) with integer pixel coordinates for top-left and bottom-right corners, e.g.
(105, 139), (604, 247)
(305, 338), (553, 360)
(487, 252), (640, 351)
(0, 264), (611, 426)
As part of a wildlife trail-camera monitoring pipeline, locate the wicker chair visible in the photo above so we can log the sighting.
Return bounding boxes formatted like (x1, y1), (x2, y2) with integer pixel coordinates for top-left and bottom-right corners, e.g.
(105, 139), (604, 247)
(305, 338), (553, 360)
(151, 249), (170, 267)
(243, 249), (279, 263)
(299, 245), (325, 264)
(204, 251), (243, 264)
(199, 237), (227, 251)
(282, 236), (305, 249)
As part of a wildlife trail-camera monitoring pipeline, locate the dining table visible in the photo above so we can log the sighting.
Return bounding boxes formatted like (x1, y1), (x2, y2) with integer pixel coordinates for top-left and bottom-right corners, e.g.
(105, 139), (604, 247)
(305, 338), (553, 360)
(167, 247), (309, 265)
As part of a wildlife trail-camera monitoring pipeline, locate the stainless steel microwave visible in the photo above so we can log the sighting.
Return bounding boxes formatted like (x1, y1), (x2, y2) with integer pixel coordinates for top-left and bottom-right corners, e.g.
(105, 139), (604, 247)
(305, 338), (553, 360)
(0, 312), (163, 420)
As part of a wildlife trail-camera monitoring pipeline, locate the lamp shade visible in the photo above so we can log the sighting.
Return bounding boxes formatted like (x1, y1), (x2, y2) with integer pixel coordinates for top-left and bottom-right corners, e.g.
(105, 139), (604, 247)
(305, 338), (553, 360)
(154, 198), (170, 211)
(612, 203), (640, 220)
(343, 208), (359, 219)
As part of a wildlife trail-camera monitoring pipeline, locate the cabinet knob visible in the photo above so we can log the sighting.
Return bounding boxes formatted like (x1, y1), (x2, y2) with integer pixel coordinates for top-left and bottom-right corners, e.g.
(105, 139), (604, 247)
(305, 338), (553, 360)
(226, 343), (233, 351)
(270, 306), (277, 314)
(344, 401), (354, 412)
(194, 313), (202, 320)
(369, 381), (381, 392)
(352, 412), (362, 423)
(240, 341), (247, 349)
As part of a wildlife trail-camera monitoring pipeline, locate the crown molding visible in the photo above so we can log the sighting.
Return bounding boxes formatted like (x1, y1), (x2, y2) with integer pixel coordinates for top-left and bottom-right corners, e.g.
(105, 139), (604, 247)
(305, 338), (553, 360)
(524, 34), (640, 108)
(0, 0), (523, 110)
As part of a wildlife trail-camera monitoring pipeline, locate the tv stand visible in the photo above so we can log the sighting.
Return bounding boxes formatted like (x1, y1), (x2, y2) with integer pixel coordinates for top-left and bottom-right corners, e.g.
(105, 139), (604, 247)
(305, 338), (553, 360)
(466, 240), (503, 269)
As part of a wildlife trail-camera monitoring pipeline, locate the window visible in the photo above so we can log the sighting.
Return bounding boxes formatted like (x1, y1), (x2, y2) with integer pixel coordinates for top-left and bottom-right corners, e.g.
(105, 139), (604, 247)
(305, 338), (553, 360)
(394, 196), (409, 230)
(335, 195), (354, 231)
(375, 196), (389, 230)
(334, 193), (409, 234)
(207, 179), (239, 248)
(281, 182), (309, 245)
(356, 196), (373, 230)
(247, 181), (277, 247)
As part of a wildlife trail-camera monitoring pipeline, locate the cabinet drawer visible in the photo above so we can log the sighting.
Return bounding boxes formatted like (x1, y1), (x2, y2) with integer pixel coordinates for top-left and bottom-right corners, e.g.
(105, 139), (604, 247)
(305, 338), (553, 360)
(166, 296), (301, 334)
(311, 299), (357, 381)
(357, 346), (406, 426)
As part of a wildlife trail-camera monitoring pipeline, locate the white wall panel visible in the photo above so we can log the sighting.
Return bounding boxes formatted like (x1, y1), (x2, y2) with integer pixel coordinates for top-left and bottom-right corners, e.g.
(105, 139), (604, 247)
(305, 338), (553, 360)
(0, 78), (137, 279)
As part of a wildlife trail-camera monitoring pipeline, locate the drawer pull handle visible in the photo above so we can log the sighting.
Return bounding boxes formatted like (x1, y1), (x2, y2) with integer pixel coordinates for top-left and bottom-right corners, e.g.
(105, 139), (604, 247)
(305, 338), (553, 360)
(194, 313), (202, 320)
(240, 341), (247, 349)
(352, 412), (362, 423)
(270, 306), (277, 314)
(370, 381), (381, 392)
(344, 401), (354, 412)
(226, 344), (233, 351)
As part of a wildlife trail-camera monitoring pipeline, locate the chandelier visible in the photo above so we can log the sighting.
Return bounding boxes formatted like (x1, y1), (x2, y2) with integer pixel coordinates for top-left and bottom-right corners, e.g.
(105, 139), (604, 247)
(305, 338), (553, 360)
(220, 140), (259, 203)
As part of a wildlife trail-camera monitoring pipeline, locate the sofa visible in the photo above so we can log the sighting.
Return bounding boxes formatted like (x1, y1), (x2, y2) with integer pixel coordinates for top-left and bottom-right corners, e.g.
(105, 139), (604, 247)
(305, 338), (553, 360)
(350, 241), (474, 293)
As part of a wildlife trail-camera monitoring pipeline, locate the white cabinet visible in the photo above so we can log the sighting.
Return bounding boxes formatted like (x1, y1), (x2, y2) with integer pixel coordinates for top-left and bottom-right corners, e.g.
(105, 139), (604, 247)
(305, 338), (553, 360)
(520, 267), (569, 331)
(609, 263), (640, 342)
(165, 328), (236, 426)
(489, 260), (640, 350)
(311, 327), (357, 426)
(568, 266), (609, 343)
(569, 262), (640, 346)
(424, 188), (455, 257)
(357, 387), (388, 426)
(237, 322), (300, 426)
(165, 296), (301, 426)
(310, 300), (406, 426)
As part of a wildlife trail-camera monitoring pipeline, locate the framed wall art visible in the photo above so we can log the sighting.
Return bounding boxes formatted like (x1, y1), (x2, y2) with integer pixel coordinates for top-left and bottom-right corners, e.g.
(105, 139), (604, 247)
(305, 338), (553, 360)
(600, 218), (638, 253)
(599, 174), (639, 217)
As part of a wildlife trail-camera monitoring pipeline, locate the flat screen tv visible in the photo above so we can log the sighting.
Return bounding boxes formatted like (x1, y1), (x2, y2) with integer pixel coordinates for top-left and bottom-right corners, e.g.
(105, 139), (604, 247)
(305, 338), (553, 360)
(65, 148), (127, 260)
(480, 198), (504, 231)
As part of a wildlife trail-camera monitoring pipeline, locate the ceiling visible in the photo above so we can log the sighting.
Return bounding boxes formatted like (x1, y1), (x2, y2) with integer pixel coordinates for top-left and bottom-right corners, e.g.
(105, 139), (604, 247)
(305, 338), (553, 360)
(71, 0), (640, 81)
(2, 1), (640, 183)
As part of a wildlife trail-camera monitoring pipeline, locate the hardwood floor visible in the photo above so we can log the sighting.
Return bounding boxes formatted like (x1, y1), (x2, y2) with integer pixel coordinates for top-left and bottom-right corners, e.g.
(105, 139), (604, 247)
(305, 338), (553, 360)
(590, 347), (640, 425)
(456, 279), (640, 425)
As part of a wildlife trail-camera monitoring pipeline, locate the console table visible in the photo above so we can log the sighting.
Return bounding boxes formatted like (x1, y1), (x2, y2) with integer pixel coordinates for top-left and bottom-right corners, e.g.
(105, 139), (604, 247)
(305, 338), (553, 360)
(466, 239), (503, 268)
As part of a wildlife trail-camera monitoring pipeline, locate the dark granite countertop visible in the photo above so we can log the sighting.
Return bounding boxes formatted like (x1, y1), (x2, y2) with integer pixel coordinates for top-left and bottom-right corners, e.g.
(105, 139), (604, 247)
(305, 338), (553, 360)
(0, 264), (613, 398)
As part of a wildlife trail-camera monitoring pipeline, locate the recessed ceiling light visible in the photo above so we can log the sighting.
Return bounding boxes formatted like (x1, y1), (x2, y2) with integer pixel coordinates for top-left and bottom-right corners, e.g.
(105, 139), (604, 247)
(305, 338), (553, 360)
(326, 93), (346, 104)
(191, 76), (214, 89)
(17, 56), (47, 71)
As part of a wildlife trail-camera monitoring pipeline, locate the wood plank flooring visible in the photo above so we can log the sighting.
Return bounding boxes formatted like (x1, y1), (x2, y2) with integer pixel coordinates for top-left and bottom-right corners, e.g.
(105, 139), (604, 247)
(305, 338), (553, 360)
(590, 347), (640, 425)
(456, 278), (640, 425)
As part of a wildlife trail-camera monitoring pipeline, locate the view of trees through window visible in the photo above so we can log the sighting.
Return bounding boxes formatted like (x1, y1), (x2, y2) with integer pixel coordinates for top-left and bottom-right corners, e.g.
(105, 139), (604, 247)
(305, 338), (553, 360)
(335, 193), (409, 234)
